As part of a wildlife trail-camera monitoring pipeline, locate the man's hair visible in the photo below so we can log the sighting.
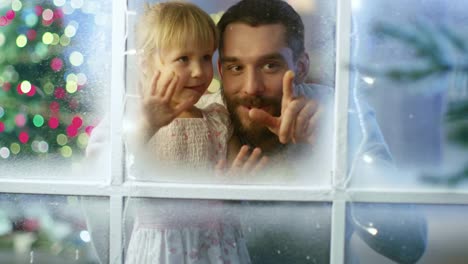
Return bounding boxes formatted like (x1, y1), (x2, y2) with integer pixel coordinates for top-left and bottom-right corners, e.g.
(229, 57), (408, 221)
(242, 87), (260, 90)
(135, 1), (218, 66)
(217, 0), (304, 61)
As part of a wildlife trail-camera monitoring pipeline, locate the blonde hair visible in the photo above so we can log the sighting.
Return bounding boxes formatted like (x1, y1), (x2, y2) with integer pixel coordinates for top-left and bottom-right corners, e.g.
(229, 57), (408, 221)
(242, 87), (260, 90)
(136, 1), (218, 73)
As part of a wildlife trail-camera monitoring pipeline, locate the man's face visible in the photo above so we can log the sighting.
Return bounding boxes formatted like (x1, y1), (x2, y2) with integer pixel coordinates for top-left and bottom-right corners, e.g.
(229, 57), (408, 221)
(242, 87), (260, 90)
(218, 23), (295, 151)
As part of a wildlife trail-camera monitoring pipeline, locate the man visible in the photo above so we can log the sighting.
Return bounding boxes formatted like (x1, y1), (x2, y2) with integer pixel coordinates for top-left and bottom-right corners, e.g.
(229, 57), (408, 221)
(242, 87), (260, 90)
(215, 0), (427, 263)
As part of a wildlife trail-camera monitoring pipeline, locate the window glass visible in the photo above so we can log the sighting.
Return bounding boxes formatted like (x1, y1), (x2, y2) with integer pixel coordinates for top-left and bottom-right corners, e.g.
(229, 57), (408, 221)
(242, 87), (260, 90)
(0, 194), (108, 264)
(348, 0), (468, 189)
(123, 198), (331, 263)
(346, 203), (468, 264)
(0, 0), (112, 181)
(124, 0), (336, 186)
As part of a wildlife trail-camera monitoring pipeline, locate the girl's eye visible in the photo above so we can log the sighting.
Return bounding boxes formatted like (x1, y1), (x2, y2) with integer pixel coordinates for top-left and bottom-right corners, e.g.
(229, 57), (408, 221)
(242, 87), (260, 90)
(177, 56), (189, 63)
(203, 54), (212, 61)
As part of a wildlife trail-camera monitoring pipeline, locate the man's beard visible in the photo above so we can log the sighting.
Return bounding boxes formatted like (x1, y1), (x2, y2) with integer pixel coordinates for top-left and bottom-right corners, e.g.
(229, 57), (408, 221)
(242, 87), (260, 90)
(223, 93), (283, 154)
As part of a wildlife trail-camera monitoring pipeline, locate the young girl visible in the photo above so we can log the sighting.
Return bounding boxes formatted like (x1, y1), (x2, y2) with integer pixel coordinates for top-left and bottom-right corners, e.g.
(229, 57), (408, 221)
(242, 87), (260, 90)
(125, 2), (266, 263)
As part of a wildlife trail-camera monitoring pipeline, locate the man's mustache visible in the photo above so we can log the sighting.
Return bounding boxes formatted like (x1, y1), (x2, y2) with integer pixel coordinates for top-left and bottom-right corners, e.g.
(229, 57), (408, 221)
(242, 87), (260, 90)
(232, 96), (280, 108)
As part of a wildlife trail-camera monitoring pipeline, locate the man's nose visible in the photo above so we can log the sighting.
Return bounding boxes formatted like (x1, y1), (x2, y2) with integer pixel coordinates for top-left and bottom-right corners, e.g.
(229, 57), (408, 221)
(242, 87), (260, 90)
(244, 68), (264, 95)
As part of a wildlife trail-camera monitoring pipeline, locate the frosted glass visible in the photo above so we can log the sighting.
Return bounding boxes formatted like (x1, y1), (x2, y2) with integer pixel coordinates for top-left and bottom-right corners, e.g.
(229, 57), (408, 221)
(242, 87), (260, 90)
(0, 194), (108, 264)
(0, 0), (112, 181)
(123, 198), (331, 263)
(348, 0), (468, 189)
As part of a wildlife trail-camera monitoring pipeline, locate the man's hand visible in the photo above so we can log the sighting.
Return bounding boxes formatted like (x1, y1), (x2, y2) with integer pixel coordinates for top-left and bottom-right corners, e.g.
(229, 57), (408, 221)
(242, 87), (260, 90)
(140, 70), (197, 139)
(248, 70), (322, 144)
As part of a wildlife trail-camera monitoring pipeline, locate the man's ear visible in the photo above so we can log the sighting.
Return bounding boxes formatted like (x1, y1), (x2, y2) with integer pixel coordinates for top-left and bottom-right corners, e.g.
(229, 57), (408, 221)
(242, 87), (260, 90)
(217, 59), (223, 79)
(294, 52), (310, 84)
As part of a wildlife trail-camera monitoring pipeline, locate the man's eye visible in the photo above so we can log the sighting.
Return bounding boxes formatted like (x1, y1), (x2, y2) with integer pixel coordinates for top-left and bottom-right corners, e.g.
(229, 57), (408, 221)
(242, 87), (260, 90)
(263, 62), (280, 72)
(227, 65), (242, 73)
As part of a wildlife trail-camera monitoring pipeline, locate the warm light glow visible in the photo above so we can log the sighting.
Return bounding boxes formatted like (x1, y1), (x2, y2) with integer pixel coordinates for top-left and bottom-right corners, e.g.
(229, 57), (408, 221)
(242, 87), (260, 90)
(69, 51), (84, 66)
(16, 34), (27, 48)
(20, 81), (32, 93)
(64, 25), (77, 38)
(42, 32), (53, 44)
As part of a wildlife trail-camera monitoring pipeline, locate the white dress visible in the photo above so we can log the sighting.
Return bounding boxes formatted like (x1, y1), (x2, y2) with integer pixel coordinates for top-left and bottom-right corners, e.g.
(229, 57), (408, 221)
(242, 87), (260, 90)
(125, 103), (251, 264)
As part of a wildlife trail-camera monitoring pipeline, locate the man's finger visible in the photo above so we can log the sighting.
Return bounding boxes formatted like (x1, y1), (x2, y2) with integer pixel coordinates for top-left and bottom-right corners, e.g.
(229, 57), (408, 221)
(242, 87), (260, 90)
(294, 100), (318, 142)
(281, 70), (295, 113)
(249, 108), (280, 133)
(279, 99), (306, 143)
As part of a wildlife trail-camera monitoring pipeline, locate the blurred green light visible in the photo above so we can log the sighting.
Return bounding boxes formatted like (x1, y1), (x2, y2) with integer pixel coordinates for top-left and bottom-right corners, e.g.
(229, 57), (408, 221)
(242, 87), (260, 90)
(66, 81), (78, 93)
(12, 0), (22, 11)
(57, 134), (68, 146)
(77, 133), (89, 148)
(33, 115), (44, 127)
(35, 43), (49, 58)
(61, 146), (72, 157)
(42, 32), (53, 45)
(16, 35), (27, 48)
(60, 35), (71, 46)
(52, 33), (60, 45)
(25, 13), (38, 27)
(44, 82), (54, 95)
(10, 143), (20, 154)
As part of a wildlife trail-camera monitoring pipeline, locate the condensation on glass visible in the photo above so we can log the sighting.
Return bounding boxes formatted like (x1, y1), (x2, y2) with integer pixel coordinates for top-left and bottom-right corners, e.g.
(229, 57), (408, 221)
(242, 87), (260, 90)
(347, 0), (468, 189)
(0, 193), (108, 264)
(123, 0), (336, 186)
(346, 203), (468, 264)
(123, 198), (331, 264)
(0, 0), (112, 181)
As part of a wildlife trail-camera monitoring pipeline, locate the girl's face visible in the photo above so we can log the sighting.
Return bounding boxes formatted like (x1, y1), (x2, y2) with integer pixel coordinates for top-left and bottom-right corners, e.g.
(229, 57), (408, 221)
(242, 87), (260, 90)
(154, 41), (215, 105)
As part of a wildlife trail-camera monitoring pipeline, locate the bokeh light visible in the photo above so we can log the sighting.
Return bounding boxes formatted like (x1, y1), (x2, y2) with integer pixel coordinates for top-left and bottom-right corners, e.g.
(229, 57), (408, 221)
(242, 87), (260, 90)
(77, 133), (88, 148)
(48, 116), (60, 129)
(69, 51), (83, 66)
(60, 35), (70, 46)
(33, 114), (45, 127)
(20, 80), (32, 93)
(44, 82), (54, 94)
(54, 87), (65, 99)
(50, 57), (63, 72)
(77, 73), (87, 85)
(42, 32), (53, 45)
(16, 34), (27, 48)
(72, 116), (83, 128)
(19, 131), (29, 144)
(64, 24), (77, 38)
(11, 0), (22, 11)
(14, 114), (26, 127)
(38, 141), (49, 153)
(53, 0), (66, 7)
(6, 10), (15, 20)
(50, 101), (60, 113)
(0, 147), (10, 159)
(57, 134), (68, 145)
(25, 13), (38, 27)
(60, 146), (72, 157)
(10, 143), (20, 154)
(0, 121), (5, 132)
(66, 125), (78, 137)
(0, 107), (4, 118)
(52, 33), (60, 45)
(42, 9), (54, 21)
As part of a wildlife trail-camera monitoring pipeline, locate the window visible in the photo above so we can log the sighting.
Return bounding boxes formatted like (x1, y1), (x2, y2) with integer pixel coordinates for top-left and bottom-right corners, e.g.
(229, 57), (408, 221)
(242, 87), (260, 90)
(1, 0), (467, 264)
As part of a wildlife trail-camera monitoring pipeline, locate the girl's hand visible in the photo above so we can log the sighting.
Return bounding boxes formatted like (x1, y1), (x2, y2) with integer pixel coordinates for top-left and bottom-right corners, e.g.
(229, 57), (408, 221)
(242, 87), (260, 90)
(215, 145), (269, 177)
(140, 70), (197, 138)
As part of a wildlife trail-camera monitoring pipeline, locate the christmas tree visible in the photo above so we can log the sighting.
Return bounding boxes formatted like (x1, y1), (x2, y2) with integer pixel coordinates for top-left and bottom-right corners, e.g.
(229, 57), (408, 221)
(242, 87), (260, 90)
(0, 0), (97, 162)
